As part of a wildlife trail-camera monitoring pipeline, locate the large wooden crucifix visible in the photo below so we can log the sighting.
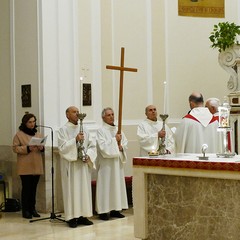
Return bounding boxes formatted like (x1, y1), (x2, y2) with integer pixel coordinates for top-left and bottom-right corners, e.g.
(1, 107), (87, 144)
(106, 47), (138, 136)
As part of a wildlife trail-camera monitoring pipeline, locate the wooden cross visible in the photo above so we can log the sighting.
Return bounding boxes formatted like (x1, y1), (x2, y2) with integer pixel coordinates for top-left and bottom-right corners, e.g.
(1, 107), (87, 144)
(106, 47), (138, 136)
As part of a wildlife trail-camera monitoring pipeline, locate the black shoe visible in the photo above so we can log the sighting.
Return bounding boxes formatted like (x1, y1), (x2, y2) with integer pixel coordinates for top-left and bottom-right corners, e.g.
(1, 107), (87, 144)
(31, 210), (40, 217)
(22, 211), (32, 219)
(99, 213), (109, 221)
(68, 218), (78, 228)
(110, 210), (125, 218)
(77, 216), (93, 225)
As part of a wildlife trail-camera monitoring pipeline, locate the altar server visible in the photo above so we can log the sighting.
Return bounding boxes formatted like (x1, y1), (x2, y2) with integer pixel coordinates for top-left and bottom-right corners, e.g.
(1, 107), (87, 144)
(175, 93), (219, 153)
(137, 105), (175, 156)
(58, 106), (97, 228)
(95, 107), (128, 221)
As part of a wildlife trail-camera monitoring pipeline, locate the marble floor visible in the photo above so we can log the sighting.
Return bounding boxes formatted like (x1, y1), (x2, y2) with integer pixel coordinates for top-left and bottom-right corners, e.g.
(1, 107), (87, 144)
(0, 208), (138, 240)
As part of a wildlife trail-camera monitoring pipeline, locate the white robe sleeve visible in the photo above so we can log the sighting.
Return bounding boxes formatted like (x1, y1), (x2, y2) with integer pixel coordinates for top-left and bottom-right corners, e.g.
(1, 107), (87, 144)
(165, 125), (175, 153)
(57, 127), (78, 161)
(119, 132), (128, 163)
(84, 128), (97, 168)
(137, 122), (159, 153)
(96, 128), (128, 161)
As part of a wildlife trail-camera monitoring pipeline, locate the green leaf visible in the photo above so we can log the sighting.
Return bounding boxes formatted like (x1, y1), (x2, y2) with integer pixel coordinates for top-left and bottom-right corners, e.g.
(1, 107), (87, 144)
(209, 22), (240, 52)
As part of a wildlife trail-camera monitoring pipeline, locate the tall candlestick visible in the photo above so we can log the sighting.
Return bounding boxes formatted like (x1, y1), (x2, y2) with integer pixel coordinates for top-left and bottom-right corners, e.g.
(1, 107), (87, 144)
(163, 81), (167, 114)
(80, 76), (84, 109)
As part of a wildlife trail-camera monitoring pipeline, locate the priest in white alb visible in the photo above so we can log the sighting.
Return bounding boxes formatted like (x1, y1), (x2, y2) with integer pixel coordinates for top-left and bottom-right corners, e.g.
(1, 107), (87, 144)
(175, 93), (219, 153)
(95, 107), (128, 221)
(137, 105), (175, 156)
(58, 106), (97, 228)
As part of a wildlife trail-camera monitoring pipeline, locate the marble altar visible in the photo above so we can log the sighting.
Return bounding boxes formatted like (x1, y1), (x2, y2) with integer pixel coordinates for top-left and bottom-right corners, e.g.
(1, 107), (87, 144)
(133, 154), (240, 240)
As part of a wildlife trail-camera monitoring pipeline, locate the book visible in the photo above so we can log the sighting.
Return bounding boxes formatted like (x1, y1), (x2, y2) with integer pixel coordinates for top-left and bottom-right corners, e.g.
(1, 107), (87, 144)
(28, 136), (48, 146)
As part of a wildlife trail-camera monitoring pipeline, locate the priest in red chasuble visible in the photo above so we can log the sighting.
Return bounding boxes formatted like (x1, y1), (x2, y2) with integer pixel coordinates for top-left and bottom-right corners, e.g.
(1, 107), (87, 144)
(175, 92), (219, 153)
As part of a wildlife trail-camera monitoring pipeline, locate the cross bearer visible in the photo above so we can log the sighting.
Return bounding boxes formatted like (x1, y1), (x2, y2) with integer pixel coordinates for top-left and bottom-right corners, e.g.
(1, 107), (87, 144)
(95, 107), (128, 221)
(95, 48), (137, 220)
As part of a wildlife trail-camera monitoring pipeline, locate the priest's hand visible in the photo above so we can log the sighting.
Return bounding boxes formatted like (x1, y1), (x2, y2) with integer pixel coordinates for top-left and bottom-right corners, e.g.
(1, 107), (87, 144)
(115, 133), (122, 142)
(84, 155), (90, 163)
(158, 129), (166, 138)
(118, 145), (123, 152)
(76, 133), (84, 142)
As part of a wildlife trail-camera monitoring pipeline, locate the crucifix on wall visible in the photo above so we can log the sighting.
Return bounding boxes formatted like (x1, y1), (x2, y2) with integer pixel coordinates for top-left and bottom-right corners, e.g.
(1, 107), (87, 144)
(106, 47), (138, 141)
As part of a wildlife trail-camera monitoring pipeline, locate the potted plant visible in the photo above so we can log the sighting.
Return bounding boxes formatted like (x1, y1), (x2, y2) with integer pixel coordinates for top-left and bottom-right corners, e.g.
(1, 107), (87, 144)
(209, 21), (240, 52)
(209, 22), (240, 92)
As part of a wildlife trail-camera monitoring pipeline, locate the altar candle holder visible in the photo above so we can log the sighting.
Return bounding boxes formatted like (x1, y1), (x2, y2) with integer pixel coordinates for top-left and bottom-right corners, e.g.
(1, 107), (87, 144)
(158, 114), (169, 155)
(77, 113), (88, 161)
(217, 99), (235, 158)
(148, 146), (159, 157)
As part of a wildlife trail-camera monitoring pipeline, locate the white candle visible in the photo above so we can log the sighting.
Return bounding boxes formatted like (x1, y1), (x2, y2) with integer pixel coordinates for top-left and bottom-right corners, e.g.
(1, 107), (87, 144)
(151, 145), (155, 152)
(163, 81), (167, 114)
(80, 77), (83, 109)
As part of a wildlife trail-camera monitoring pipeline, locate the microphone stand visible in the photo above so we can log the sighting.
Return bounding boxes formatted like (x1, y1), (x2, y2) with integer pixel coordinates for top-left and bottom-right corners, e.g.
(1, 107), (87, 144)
(30, 125), (65, 223)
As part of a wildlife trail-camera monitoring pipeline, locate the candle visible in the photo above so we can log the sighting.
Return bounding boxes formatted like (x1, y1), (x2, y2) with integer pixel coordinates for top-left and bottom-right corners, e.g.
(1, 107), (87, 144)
(80, 77), (84, 109)
(163, 81), (167, 114)
(151, 146), (155, 153)
(148, 145), (158, 156)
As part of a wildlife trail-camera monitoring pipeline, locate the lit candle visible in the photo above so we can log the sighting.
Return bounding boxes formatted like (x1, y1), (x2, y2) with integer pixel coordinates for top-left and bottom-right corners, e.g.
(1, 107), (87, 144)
(148, 145), (157, 156)
(80, 77), (84, 109)
(151, 146), (155, 153)
(163, 81), (167, 114)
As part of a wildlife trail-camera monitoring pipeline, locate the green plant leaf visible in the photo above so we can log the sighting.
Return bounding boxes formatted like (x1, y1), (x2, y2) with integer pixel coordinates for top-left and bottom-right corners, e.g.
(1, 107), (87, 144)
(209, 22), (240, 52)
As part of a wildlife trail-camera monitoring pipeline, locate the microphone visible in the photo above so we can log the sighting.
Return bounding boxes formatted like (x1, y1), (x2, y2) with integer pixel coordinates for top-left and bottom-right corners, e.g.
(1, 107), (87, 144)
(201, 144), (208, 155)
(37, 125), (53, 130)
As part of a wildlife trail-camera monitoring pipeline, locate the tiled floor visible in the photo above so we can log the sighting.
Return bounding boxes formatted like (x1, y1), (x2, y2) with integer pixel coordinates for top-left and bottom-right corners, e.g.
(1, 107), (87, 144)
(0, 208), (138, 240)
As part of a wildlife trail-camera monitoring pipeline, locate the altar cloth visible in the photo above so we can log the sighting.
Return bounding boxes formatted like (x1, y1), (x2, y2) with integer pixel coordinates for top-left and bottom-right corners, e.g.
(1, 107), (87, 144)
(133, 153), (240, 171)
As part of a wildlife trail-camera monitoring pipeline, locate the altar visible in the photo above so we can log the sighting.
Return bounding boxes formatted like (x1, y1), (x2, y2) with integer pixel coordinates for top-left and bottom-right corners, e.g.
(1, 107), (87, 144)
(133, 154), (240, 240)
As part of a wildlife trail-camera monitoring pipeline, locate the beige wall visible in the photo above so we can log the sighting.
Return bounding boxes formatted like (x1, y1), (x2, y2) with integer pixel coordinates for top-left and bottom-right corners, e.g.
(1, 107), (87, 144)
(99, 0), (236, 121)
(166, 2), (229, 119)
(0, 0), (11, 146)
(14, 0), (39, 125)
